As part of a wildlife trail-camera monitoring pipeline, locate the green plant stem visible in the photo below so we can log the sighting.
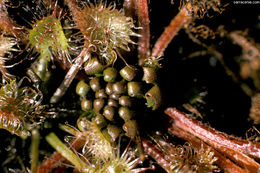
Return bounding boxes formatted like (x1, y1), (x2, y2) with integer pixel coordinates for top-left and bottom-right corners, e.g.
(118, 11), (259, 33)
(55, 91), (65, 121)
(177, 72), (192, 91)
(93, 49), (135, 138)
(31, 129), (40, 173)
(45, 132), (88, 169)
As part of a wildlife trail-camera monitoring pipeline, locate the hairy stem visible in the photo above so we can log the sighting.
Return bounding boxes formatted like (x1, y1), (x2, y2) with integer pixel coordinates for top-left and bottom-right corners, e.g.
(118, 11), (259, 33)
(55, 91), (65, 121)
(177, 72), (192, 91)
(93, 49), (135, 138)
(37, 152), (64, 173)
(166, 107), (260, 172)
(137, 0), (150, 66)
(142, 138), (171, 173)
(169, 126), (246, 173)
(151, 4), (192, 57)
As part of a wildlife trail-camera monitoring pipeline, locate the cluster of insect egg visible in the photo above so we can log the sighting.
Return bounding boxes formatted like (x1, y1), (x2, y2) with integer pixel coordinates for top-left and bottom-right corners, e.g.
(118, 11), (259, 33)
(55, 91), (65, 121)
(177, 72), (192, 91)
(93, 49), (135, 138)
(76, 62), (138, 140)
(75, 54), (162, 140)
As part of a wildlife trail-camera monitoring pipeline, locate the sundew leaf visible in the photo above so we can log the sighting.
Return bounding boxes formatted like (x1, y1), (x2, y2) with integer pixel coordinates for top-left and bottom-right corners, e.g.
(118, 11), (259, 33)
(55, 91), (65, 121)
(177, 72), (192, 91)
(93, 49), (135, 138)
(29, 16), (69, 61)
